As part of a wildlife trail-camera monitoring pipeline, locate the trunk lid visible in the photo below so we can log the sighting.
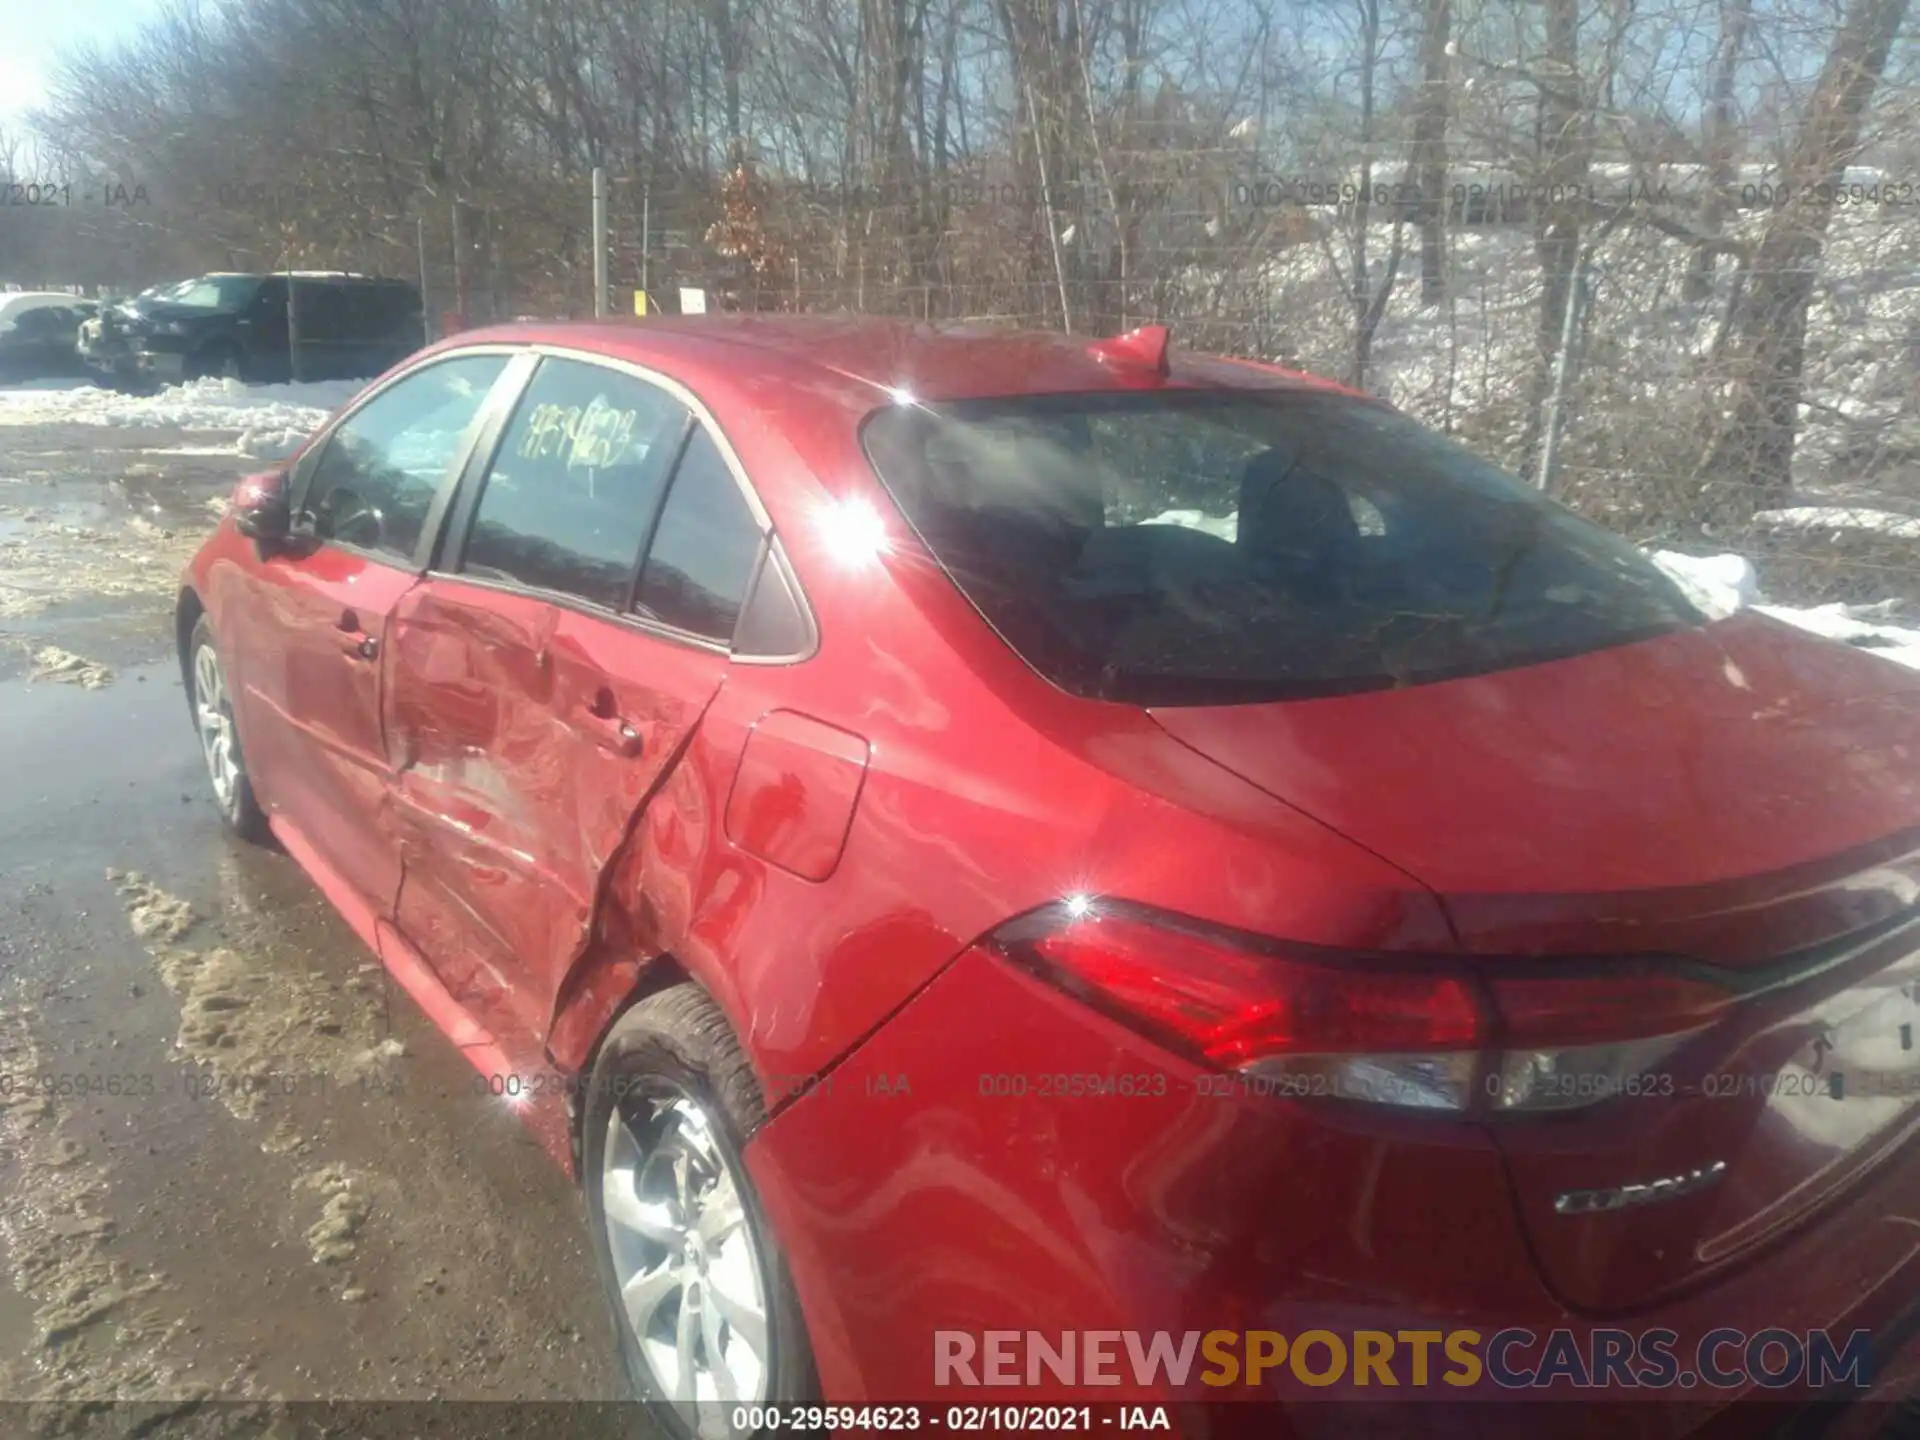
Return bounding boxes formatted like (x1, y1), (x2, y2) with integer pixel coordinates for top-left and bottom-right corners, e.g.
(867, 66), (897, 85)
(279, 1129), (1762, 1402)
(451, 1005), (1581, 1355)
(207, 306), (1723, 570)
(1150, 612), (1920, 1310)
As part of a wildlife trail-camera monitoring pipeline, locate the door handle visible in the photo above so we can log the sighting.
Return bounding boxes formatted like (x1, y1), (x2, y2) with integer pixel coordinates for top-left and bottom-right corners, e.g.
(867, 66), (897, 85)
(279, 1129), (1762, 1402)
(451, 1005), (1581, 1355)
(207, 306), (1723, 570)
(333, 608), (376, 660)
(584, 689), (642, 756)
(585, 712), (642, 756)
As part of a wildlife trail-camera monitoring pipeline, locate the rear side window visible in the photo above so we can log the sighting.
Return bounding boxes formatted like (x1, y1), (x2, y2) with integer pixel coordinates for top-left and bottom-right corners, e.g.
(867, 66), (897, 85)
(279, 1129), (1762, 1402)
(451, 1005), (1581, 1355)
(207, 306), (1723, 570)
(461, 356), (689, 608)
(296, 283), (349, 340)
(635, 427), (764, 642)
(862, 390), (1705, 705)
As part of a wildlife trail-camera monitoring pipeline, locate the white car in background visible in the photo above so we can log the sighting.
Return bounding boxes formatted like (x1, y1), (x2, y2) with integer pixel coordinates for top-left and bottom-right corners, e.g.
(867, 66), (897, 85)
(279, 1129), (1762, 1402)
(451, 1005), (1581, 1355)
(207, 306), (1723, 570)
(0, 291), (99, 382)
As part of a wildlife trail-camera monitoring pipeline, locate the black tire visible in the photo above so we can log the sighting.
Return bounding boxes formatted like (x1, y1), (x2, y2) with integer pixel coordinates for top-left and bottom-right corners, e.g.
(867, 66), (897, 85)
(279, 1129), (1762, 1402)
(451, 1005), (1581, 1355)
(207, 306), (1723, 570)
(188, 616), (271, 844)
(582, 984), (820, 1435)
(193, 343), (244, 383)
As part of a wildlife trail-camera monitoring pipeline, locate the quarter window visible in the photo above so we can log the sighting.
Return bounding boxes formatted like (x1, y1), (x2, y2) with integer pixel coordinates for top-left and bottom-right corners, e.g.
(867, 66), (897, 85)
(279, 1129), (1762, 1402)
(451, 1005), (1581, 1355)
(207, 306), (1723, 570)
(299, 353), (508, 563)
(461, 357), (689, 608)
(635, 426), (764, 642)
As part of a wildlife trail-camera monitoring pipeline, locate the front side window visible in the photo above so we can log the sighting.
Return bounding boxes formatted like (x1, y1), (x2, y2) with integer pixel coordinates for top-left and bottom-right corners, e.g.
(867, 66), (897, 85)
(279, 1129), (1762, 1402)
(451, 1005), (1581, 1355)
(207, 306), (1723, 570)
(863, 390), (1705, 704)
(299, 353), (509, 563)
(461, 356), (689, 608)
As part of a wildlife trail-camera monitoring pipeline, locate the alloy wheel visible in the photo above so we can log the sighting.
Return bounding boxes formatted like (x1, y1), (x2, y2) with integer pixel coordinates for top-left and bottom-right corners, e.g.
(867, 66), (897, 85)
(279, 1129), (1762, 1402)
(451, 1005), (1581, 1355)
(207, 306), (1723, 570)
(601, 1086), (771, 1431)
(193, 643), (239, 813)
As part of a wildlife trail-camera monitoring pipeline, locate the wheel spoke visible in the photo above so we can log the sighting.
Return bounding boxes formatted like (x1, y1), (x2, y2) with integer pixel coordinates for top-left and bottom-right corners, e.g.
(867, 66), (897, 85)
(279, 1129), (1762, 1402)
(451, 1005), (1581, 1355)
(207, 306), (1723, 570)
(697, 1174), (744, 1246)
(195, 649), (223, 709)
(674, 1282), (700, 1400)
(604, 1178), (683, 1246)
(619, 1260), (683, 1338)
(701, 1287), (737, 1401)
(704, 1274), (767, 1361)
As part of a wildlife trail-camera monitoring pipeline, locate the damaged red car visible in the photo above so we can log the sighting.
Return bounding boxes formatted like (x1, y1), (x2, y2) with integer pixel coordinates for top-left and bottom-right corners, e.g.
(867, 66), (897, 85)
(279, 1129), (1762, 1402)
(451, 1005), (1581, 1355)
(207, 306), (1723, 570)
(177, 316), (1920, 1437)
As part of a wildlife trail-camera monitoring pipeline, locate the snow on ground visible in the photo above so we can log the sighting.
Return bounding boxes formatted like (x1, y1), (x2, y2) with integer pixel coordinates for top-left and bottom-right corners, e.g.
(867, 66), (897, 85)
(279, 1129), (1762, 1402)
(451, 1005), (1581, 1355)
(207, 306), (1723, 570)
(0, 376), (360, 459)
(1234, 209), (1920, 490)
(1752, 505), (1920, 540)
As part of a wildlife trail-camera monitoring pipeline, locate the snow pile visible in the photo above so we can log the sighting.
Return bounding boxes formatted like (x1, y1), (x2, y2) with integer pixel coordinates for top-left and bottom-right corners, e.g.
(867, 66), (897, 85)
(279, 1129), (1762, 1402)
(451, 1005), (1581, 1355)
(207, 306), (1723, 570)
(1655, 548), (1920, 669)
(1649, 550), (1760, 620)
(235, 425), (322, 460)
(0, 376), (359, 440)
(1755, 598), (1920, 670)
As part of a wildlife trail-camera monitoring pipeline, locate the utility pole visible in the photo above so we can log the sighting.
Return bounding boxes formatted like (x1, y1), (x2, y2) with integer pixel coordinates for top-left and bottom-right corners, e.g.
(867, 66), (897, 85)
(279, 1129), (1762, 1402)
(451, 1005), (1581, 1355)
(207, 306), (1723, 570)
(640, 179), (651, 309)
(592, 166), (610, 318)
(1535, 246), (1583, 493)
(278, 188), (302, 383)
(415, 216), (430, 344)
(1536, 210), (1624, 494)
(451, 201), (468, 331)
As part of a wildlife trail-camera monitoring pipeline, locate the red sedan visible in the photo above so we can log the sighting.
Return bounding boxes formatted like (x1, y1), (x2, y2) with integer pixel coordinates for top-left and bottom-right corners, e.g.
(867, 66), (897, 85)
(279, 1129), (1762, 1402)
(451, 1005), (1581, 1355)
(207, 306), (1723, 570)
(178, 316), (1920, 1435)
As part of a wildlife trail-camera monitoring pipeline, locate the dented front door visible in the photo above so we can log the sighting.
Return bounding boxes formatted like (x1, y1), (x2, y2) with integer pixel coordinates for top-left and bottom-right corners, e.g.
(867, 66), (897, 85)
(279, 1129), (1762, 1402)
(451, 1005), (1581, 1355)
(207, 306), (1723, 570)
(247, 350), (516, 920)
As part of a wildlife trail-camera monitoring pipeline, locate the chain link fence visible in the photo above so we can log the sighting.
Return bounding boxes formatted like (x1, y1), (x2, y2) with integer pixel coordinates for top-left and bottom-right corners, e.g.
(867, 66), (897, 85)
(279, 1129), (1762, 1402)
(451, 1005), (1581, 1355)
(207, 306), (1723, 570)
(9, 159), (1920, 613)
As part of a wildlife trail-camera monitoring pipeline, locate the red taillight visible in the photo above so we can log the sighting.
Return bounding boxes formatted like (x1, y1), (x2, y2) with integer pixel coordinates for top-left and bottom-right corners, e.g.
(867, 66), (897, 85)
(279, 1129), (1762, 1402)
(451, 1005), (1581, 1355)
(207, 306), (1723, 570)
(994, 902), (1733, 1113)
(1028, 914), (1484, 1065)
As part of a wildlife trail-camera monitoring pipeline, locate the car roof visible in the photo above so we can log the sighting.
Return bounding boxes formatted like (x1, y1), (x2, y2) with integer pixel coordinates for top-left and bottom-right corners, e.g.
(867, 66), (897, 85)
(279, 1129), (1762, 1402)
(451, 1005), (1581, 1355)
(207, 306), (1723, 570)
(192, 271), (410, 284)
(0, 291), (87, 317)
(430, 314), (1356, 412)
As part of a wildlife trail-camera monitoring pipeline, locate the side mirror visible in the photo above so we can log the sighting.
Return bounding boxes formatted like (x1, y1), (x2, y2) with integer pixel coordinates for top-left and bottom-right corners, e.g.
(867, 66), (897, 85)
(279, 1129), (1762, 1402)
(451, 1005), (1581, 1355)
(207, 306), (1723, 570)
(230, 470), (292, 547)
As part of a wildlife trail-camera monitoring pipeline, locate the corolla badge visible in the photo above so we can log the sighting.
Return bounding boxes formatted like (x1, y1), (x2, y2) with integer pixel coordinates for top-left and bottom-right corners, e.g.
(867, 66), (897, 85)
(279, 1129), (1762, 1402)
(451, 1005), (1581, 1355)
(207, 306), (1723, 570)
(1554, 1160), (1728, 1215)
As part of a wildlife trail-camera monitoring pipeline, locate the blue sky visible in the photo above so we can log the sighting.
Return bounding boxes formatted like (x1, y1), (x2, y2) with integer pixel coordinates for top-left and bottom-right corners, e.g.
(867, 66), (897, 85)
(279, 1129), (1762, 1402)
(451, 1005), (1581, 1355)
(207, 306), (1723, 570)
(0, 0), (164, 125)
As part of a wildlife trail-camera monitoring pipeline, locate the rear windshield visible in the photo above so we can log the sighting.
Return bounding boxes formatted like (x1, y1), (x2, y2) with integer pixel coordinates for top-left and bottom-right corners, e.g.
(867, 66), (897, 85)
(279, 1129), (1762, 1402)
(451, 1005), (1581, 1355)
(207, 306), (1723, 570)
(862, 390), (1704, 705)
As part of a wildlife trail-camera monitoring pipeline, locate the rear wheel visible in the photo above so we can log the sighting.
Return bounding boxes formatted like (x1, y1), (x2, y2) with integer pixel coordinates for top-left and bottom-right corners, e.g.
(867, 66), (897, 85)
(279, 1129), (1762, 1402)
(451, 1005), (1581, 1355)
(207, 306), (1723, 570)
(582, 985), (819, 1437)
(189, 617), (270, 843)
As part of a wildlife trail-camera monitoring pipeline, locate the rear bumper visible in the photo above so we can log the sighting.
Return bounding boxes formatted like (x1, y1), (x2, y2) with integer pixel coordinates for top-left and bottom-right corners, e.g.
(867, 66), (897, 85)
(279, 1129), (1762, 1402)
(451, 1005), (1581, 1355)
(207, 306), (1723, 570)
(746, 943), (1920, 1435)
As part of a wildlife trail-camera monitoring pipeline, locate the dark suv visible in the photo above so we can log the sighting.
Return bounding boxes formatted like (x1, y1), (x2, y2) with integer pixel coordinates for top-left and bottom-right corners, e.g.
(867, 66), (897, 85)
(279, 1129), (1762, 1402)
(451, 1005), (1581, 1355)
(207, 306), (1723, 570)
(84, 272), (424, 387)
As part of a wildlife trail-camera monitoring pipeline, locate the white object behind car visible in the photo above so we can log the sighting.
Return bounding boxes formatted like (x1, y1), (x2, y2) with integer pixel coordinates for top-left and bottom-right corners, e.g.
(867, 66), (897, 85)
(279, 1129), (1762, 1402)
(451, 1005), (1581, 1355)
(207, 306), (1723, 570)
(0, 292), (89, 332)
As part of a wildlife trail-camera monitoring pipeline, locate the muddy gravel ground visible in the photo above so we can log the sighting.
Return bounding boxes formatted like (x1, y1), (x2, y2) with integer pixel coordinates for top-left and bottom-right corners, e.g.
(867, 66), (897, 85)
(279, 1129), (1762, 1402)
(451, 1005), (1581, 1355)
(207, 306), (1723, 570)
(0, 418), (665, 1439)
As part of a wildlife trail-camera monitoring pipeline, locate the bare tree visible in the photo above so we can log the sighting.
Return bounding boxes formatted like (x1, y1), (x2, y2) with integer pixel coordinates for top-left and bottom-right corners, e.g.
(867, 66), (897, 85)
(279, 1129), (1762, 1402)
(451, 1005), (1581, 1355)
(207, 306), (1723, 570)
(1699, 0), (1910, 510)
(1410, 0), (1451, 303)
(1685, 0), (1754, 302)
(1517, 0), (1592, 475)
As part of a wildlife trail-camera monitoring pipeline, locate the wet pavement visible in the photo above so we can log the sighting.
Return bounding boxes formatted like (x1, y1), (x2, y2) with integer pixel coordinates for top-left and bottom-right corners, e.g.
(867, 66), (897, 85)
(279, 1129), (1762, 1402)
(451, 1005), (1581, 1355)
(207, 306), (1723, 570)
(0, 417), (656, 1438)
